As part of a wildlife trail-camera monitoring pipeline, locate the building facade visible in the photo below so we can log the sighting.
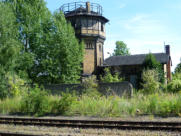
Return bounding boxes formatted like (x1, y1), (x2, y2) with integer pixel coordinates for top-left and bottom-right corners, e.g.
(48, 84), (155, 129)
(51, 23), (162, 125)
(60, 2), (172, 88)
(60, 2), (109, 76)
(103, 45), (172, 88)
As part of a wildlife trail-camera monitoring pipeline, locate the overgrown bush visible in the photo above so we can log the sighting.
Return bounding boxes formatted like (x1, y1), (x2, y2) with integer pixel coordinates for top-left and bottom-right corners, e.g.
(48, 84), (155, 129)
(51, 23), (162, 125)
(82, 76), (101, 97)
(0, 69), (28, 99)
(143, 53), (165, 83)
(175, 63), (181, 73)
(167, 73), (181, 93)
(141, 69), (160, 94)
(52, 92), (76, 115)
(0, 96), (21, 114)
(20, 86), (49, 116)
(100, 68), (124, 83)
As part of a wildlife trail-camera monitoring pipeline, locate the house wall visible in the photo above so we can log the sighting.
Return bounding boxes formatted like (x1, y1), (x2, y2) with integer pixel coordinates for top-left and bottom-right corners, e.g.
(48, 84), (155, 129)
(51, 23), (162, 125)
(110, 63), (168, 88)
(110, 65), (142, 88)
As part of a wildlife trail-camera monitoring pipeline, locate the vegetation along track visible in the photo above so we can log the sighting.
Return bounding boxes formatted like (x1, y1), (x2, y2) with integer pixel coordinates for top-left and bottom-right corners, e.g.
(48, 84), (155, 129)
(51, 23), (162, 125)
(0, 117), (181, 132)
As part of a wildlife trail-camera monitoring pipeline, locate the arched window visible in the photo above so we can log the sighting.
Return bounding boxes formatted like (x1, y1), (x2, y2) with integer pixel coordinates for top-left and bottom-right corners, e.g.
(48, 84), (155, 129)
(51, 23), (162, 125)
(99, 44), (102, 52)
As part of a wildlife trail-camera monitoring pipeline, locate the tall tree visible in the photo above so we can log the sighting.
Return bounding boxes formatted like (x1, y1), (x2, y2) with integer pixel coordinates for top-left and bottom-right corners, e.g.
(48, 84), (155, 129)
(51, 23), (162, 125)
(112, 41), (130, 56)
(32, 11), (84, 84)
(5, 0), (84, 84)
(0, 2), (21, 98)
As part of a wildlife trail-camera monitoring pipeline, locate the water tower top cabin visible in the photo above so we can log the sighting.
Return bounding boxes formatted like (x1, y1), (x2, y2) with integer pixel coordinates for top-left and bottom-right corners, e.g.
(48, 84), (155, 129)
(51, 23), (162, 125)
(60, 2), (109, 76)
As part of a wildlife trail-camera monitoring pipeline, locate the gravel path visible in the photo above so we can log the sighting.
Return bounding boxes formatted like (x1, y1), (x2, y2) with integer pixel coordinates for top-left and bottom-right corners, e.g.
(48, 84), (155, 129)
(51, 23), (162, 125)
(0, 124), (180, 136)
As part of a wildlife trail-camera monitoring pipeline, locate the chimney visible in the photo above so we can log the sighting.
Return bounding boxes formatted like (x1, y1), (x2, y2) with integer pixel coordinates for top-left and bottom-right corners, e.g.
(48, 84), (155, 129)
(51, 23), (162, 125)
(165, 45), (172, 82)
(165, 45), (170, 56)
(86, 2), (91, 13)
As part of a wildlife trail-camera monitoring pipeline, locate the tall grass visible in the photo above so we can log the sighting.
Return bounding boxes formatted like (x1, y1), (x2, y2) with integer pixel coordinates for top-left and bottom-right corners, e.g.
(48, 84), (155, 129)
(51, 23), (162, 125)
(0, 96), (21, 114)
(68, 92), (181, 117)
(0, 91), (181, 117)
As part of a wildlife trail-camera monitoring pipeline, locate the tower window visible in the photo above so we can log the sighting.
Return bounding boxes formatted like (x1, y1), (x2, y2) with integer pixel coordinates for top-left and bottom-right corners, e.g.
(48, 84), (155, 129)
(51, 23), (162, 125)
(100, 58), (102, 65)
(99, 44), (102, 52)
(86, 42), (94, 49)
(101, 23), (104, 32)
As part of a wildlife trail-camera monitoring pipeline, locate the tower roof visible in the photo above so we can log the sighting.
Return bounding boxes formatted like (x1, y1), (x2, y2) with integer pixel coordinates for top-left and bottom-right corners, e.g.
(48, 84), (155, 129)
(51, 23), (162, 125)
(60, 2), (109, 22)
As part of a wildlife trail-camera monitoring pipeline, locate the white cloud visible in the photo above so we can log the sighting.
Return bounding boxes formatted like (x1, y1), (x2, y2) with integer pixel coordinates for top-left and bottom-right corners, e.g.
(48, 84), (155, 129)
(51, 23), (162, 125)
(104, 13), (181, 71)
(123, 14), (165, 36)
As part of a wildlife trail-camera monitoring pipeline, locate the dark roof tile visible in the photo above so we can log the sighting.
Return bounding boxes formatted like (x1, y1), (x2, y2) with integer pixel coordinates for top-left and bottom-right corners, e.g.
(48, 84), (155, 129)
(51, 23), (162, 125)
(104, 53), (169, 66)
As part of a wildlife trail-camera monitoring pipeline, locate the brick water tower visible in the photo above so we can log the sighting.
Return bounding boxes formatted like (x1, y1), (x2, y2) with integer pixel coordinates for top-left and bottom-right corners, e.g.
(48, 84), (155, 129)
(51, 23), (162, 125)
(60, 2), (109, 76)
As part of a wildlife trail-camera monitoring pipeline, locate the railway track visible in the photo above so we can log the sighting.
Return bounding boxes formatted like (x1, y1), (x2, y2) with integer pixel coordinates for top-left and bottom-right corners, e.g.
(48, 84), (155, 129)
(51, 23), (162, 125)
(0, 131), (42, 136)
(0, 116), (181, 132)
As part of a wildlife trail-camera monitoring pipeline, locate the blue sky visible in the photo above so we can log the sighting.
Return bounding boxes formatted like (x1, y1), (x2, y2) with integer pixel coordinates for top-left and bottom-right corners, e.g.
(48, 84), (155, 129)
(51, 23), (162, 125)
(45, 0), (181, 71)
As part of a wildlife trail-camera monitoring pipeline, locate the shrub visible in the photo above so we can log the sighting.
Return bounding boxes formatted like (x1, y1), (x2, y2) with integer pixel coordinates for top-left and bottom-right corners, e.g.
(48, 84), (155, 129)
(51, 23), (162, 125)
(175, 63), (181, 73)
(82, 76), (101, 97)
(167, 79), (181, 93)
(20, 86), (49, 116)
(55, 92), (76, 115)
(0, 96), (21, 114)
(173, 73), (181, 80)
(143, 53), (165, 83)
(141, 69), (160, 94)
(100, 68), (124, 83)
(0, 70), (28, 99)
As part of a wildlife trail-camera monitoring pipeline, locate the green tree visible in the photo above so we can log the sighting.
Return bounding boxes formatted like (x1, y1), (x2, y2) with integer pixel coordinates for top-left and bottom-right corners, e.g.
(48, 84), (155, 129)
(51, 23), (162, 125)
(175, 62), (181, 73)
(0, 2), (22, 98)
(143, 53), (165, 83)
(33, 11), (84, 84)
(112, 41), (130, 56)
(5, 0), (50, 79)
(5, 0), (84, 84)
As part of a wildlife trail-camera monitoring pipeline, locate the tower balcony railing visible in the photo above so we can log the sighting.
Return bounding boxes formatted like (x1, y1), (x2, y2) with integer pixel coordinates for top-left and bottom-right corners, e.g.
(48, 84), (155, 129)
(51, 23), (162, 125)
(60, 2), (103, 16)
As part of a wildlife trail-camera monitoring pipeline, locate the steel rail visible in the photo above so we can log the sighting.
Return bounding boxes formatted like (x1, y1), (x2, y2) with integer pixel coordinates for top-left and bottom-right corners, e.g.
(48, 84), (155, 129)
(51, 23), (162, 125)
(0, 132), (42, 136)
(0, 117), (181, 132)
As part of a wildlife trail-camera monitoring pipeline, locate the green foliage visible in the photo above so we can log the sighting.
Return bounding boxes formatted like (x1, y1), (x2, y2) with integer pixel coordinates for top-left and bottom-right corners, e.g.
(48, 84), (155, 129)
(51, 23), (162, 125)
(143, 53), (165, 83)
(100, 68), (124, 83)
(82, 76), (101, 97)
(112, 41), (130, 56)
(141, 69), (160, 94)
(33, 11), (84, 84)
(55, 93), (76, 114)
(2, 0), (84, 84)
(175, 62), (181, 73)
(0, 0), (84, 98)
(1, 90), (181, 117)
(173, 73), (181, 80)
(167, 73), (181, 93)
(20, 86), (49, 116)
(0, 96), (21, 114)
(0, 2), (23, 99)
